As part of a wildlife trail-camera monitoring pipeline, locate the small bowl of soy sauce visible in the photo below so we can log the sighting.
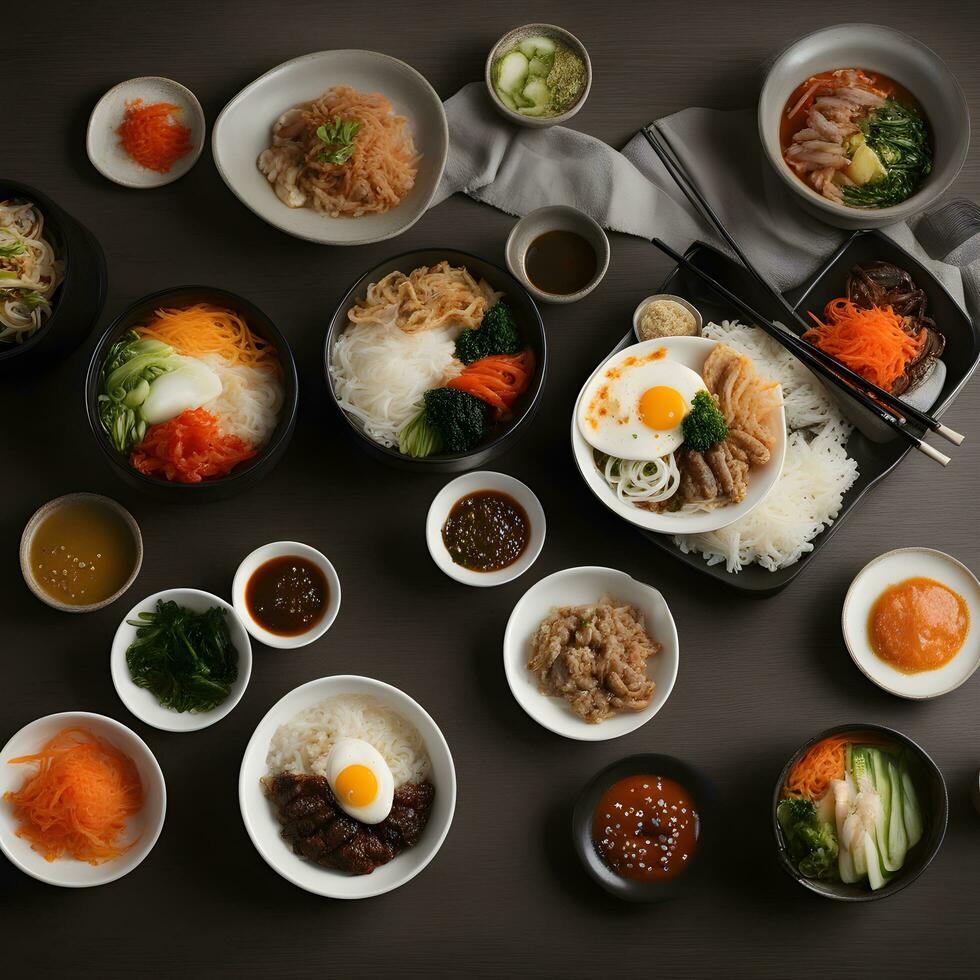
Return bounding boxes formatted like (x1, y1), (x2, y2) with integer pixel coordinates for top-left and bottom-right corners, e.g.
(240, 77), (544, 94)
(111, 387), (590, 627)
(232, 541), (341, 650)
(505, 205), (610, 304)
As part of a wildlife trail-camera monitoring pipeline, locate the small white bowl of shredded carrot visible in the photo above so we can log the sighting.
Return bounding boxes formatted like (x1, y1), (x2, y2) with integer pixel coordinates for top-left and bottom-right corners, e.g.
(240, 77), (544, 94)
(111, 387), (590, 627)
(0, 712), (166, 887)
(87, 76), (205, 188)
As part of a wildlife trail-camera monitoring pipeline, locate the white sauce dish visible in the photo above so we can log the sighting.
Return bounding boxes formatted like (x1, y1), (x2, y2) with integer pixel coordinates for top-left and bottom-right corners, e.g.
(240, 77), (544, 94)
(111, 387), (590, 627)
(232, 541), (341, 649)
(426, 471), (546, 587)
(842, 548), (980, 699)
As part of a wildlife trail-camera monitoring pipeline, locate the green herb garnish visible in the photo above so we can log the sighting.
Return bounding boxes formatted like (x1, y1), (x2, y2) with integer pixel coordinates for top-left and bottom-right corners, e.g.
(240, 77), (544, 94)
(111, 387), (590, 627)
(842, 98), (932, 209)
(315, 117), (363, 164)
(0, 241), (26, 259)
(125, 599), (239, 713)
(681, 391), (728, 452)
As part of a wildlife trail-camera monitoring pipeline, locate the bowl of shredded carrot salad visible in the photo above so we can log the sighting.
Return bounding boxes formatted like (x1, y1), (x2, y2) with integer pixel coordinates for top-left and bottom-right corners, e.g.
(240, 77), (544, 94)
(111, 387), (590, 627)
(86, 76), (205, 189)
(0, 712), (166, 887)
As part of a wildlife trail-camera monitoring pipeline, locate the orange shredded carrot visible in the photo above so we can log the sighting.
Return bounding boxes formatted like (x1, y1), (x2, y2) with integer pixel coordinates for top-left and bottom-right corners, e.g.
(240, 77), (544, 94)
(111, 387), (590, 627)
(803, 298), (924, 391)
(131, 407), (256, 484)
(4, 727), (143, 864)
(134, 303), (279, 372)
(783, 736), (848, 801)
(117, 99), (193, 174)
(447, 350), (535, 419)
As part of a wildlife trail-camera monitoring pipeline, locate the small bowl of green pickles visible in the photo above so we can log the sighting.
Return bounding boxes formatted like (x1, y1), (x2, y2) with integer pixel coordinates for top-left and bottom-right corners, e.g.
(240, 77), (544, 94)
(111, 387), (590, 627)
(485, 24), (592, 128)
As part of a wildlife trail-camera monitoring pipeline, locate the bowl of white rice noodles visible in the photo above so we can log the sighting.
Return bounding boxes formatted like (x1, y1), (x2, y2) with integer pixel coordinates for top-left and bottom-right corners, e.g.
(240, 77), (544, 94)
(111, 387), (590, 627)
(324, 248), (547, 472)
(239, 674), (456, 899)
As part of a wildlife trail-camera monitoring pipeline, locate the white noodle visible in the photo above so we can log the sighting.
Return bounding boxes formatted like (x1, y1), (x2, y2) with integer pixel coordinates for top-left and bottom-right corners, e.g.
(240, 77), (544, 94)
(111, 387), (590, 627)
(600, 452), (681, 505)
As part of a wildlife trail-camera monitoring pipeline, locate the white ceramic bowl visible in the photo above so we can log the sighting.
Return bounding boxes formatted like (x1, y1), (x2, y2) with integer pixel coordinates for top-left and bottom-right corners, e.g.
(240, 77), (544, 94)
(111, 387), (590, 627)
(571, 336), (786, 534)
(842, 548), (980, 699)
(232, 542), (342, 649)
(0, 711), (166, 887)
(110, 588), (252, 732)
(86, 77), (205, 188)
(632, 293), (703, 343)
(485, 23), (592, 129)
(503, 566), (679, 741)
(759, 24), (970, 230)
(213, 50), (448, 245)
(505, 205), (610, 305)
(426, 471), (546, 587)
(239, 675), (456, 899)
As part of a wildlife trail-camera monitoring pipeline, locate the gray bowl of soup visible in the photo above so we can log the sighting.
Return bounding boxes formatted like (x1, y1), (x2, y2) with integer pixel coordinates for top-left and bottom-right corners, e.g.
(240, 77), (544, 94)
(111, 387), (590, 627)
(758, 24), (969, 229)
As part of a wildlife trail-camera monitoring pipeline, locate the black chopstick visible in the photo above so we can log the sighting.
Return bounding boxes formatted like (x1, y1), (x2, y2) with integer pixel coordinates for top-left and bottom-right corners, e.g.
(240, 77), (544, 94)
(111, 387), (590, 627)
(651, 238), (952, 467)
(641, 125), (964, 449)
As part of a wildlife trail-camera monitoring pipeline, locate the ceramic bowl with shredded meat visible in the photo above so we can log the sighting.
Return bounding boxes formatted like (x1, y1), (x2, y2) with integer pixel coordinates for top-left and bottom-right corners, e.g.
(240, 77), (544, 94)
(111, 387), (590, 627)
(504, 566), (679, 741)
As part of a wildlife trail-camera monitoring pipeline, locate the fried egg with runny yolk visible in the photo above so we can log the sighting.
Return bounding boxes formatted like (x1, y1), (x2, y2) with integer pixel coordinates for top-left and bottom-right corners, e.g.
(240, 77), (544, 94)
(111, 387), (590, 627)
(324, 737), (395, 824)
(578, 356), (707, 460)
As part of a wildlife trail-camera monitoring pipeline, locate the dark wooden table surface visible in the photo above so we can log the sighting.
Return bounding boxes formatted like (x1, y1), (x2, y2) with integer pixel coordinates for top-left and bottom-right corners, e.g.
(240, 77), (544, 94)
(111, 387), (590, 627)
(3, 1), (979, 977)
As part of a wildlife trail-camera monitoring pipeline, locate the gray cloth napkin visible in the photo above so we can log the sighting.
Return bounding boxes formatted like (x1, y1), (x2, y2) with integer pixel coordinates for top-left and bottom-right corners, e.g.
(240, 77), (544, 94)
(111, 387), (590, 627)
(435, 82), (978, 316)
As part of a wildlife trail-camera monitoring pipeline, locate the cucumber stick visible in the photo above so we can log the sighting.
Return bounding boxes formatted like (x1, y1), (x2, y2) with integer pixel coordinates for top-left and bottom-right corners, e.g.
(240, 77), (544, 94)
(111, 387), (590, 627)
(887, 760), (908, 871)
(901, 760), (924, 847)
(864, 748), (893, 875)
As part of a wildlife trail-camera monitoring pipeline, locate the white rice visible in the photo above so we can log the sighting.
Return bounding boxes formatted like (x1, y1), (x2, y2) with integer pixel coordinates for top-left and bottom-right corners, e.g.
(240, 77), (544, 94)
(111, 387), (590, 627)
(266, 695), (430, 787)
(199, 353), (283, 449)
(673, 319), (859, 573)
(329, 316), (462, 448)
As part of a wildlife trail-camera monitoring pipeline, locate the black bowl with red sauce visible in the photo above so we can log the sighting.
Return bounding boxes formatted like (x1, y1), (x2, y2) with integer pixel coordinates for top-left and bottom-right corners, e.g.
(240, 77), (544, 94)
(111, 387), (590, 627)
(572, 753), (717, 902)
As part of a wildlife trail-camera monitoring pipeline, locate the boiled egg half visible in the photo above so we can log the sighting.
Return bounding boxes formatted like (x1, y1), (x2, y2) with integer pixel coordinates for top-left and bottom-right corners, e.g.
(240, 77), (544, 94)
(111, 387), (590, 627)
(577, 351), (707, 460)
(323, 737), (395, 824)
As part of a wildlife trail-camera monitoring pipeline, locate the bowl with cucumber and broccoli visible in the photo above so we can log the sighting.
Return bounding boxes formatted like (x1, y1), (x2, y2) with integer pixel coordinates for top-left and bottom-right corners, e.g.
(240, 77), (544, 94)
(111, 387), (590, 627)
(772, 724), (948, 902)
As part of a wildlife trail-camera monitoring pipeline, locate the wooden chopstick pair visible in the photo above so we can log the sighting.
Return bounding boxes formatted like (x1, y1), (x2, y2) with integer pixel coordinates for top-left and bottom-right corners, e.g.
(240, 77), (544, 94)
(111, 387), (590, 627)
(641, 124), (962, 466)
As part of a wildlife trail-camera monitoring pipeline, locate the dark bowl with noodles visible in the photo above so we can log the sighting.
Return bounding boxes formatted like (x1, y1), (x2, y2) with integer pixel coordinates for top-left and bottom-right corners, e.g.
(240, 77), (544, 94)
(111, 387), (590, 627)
(0, 179), (107, 373)
(324, 248), (547, 473)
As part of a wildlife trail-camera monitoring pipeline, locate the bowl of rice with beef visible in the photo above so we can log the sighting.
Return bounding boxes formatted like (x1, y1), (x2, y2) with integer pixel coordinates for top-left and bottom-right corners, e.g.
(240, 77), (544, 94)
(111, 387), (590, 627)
(239, 675), (455, 899)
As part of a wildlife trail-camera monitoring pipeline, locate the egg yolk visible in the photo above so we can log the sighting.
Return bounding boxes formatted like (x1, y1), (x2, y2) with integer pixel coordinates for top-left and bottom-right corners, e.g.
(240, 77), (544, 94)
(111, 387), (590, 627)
(639, 386), (687, 430)
(335, 764), (378, 807)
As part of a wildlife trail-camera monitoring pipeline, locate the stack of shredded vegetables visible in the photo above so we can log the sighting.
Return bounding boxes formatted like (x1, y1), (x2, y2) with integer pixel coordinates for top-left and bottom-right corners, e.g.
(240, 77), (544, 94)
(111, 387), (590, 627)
(804, 298), (924, 391)
(117, 99), (193, 174)
(131, 406), (256, 483)
(4, 727), (143, 864)
(783, 735), (849, 801)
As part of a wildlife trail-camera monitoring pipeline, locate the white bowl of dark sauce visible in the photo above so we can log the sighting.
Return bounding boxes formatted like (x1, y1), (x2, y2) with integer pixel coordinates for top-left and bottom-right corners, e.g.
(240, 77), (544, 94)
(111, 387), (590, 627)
(232, 541), (341, 649)
(506, 205), (609, 304)
(426, 471), (546, 587)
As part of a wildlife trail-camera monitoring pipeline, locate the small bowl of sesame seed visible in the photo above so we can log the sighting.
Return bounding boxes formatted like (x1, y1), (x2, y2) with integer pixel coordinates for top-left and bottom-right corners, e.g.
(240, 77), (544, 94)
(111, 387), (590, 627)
(20, 492), (143, 613)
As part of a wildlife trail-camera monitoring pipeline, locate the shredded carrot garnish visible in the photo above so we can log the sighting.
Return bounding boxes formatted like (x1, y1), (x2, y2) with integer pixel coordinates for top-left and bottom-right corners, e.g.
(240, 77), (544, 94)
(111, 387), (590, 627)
(134, 303), (279, 372)
(117, 99), (193, 174)
(783, 736), (848, 801)
(131, 407), (256, 483)
(803, 298), (924, 392)
(4, 727), (143, 864)
(447, 350), (535, 419)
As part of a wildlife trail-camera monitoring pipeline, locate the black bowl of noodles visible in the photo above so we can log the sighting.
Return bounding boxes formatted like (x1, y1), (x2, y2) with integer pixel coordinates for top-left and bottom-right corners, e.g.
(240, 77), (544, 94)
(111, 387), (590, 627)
(323, 248), (547, 472)
(84, 285), (298, 501)
(0, 179), (107, 373)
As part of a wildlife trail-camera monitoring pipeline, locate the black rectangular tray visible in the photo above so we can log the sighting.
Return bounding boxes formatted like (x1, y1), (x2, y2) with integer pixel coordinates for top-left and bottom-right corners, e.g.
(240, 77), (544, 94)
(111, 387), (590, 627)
(614, 231), (980, 596)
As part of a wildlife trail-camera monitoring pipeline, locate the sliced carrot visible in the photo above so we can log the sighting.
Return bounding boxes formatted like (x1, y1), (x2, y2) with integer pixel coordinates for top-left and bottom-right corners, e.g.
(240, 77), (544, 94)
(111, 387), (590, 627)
(447, 350), (535, 419)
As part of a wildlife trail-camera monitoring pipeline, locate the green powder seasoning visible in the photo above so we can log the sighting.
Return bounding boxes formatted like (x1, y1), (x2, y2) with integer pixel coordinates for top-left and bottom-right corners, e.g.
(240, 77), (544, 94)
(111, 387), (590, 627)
(547, 44), (586, 112)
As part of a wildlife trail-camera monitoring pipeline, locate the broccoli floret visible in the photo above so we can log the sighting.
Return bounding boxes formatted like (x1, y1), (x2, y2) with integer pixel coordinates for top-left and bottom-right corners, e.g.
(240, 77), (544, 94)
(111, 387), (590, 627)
(681, 390), (729, 452)
(776, 798), (839, 881)
(423, 387), (489, 453)
(454, 301), (522, 364)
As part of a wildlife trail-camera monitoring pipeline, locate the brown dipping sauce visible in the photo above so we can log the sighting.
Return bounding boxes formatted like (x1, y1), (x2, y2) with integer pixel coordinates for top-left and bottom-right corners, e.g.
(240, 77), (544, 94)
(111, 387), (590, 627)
(592, 774), (699, 881)
(441, 490), (529, 572)
(245, 555), (328, 636)
(29, 498), (138, 606)
(868, 576), (969, 673)
(524, 229), (597, 295)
